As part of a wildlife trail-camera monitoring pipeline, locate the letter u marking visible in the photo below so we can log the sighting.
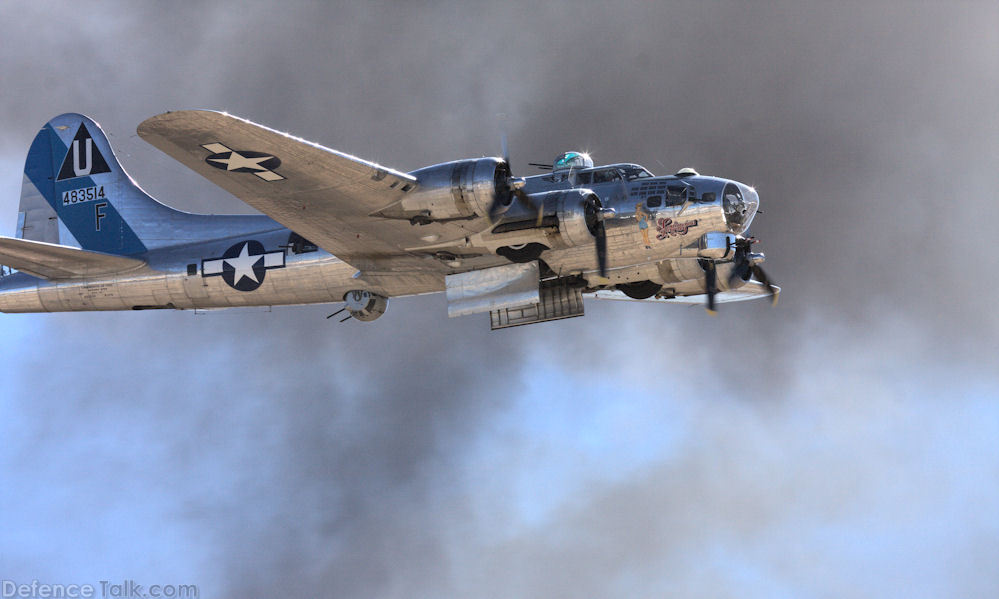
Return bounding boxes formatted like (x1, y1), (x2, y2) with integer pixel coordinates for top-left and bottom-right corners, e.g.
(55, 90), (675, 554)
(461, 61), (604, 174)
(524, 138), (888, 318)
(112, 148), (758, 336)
(73, 139), (93, 176)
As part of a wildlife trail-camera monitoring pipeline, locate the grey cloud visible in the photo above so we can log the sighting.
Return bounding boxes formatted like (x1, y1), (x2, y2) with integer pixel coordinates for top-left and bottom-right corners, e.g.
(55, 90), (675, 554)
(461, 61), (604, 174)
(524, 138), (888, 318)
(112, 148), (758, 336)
(0, 1), (996, 597)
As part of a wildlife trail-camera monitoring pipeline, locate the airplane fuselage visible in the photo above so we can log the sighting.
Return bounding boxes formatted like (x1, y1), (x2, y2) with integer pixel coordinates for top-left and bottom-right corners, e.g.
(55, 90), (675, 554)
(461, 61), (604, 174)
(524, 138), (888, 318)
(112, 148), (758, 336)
(0, 167), (755, 313)
(1, 113), (775, 324)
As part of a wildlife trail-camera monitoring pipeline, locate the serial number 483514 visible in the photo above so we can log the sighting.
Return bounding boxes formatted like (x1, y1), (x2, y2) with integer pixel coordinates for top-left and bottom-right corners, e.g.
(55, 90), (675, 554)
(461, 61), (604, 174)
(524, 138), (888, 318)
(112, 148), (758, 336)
(62, 185), (106, 205)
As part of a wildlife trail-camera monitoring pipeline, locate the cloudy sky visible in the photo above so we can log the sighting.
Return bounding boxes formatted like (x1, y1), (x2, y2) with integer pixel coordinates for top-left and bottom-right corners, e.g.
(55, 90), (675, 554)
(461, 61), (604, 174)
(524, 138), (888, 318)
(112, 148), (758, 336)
(1, 1), (997, 597)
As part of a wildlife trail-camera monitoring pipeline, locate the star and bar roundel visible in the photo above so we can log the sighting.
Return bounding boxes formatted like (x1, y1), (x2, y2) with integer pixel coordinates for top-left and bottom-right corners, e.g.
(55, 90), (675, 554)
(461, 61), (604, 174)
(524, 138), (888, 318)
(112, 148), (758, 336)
(201, 143), (284, 181)
(202, 240), (286, 291)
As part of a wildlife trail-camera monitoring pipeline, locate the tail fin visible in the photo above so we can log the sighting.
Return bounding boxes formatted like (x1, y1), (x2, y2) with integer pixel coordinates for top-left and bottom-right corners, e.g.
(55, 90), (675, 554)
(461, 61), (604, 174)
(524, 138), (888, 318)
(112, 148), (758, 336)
(18, 114), (188, 256)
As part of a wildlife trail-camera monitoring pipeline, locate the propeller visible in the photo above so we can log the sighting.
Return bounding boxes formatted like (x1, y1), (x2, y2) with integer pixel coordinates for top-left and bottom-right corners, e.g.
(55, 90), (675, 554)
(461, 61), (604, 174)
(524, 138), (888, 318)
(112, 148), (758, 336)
(702, 259), (718, 315)
(727, 237), (779, 307)
(584, 195), (610, 279)
(487, 132), (545, 226)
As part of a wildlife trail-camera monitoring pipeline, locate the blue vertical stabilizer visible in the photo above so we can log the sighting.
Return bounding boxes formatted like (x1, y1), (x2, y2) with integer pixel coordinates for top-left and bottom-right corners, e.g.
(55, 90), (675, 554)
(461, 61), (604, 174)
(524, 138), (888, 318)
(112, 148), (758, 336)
(18, 113), (282, 256)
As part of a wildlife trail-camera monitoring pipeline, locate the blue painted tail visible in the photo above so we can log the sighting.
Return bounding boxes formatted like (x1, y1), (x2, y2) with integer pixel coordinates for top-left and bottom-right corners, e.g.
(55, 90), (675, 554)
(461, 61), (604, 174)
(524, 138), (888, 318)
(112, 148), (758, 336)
(18, 114), (201, 256)
(18, 113), (286, 256)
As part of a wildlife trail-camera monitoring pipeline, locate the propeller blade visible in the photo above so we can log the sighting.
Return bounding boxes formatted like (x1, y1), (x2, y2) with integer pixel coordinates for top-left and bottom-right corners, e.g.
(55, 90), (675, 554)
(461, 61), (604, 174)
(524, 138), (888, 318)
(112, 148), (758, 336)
(490, 131), (543, 225)
(727, 241), (752, 288)
(751, 264), (779, 306)
(595, 221), (608, 278)
(486, 195), (507, 225)
(727, 260), (750, 288)
(510, 187), (544, 226)
(583, 195), (608, 280)
(704, 260), (718, 315)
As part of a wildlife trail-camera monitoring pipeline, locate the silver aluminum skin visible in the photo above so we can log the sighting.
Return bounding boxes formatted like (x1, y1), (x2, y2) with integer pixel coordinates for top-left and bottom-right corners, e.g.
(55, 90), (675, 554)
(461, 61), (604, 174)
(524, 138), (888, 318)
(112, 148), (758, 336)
(0, 112), (776, 323)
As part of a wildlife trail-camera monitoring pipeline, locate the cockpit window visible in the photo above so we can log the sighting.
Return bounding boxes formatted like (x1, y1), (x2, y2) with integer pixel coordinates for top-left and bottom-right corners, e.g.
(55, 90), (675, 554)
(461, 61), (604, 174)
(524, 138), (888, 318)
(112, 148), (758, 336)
(621, 166), (654, 180)
(592, 169), (622, 183)
(577, 166), (651, 185)
(666, 186), (687, 205)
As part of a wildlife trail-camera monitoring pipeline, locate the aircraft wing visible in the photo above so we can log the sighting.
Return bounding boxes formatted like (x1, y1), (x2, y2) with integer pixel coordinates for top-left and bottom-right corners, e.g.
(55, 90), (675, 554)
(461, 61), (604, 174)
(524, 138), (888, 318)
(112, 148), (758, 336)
(0, 236), (145, 280)
(591, 280), (780, 305)
(137, 110), (460, 271)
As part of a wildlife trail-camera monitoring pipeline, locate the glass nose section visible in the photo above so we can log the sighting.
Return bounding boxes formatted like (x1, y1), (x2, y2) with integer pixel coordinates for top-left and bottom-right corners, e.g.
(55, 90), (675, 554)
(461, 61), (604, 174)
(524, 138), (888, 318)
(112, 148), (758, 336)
(722, 182), (759, 231)
(721, 182), (759, 232)
(722, 183), (746, 225)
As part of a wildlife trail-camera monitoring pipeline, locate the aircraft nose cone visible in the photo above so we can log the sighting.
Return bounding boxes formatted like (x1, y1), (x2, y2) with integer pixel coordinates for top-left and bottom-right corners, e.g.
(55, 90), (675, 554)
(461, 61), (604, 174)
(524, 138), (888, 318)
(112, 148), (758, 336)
(723, 182), (759, 233)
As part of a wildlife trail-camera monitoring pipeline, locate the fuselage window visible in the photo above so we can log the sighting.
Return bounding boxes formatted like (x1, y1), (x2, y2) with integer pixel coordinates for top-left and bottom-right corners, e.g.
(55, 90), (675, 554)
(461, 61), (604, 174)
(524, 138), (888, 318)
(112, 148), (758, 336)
(622, 166), (654, 180)
(592, 169), (622, 184)
(646, 195), (662, 208)
(666, 186), (686, 205)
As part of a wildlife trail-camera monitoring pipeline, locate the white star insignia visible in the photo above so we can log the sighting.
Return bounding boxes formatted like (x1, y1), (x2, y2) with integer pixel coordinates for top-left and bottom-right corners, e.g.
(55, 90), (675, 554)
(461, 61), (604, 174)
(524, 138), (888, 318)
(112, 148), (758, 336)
(200, 241), (286, 291)
(224, 242), (262, 285)
(201, 143), (286, 181)
(208, 151), (274, 172)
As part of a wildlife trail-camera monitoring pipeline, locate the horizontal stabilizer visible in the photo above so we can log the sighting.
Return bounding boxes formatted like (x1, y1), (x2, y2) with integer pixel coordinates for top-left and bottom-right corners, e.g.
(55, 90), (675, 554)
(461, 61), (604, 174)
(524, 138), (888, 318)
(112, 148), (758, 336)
(0, 236), (146, 280)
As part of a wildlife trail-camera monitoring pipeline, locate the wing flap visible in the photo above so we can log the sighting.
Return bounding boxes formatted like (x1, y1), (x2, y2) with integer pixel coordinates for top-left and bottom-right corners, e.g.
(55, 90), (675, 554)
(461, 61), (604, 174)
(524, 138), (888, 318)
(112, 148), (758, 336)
(0, 236), (146, 280)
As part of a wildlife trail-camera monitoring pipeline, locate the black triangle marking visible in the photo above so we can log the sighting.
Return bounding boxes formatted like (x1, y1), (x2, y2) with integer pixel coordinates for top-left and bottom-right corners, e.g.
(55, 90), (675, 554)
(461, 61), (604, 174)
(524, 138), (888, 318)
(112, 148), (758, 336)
(56, 123), (112, 181)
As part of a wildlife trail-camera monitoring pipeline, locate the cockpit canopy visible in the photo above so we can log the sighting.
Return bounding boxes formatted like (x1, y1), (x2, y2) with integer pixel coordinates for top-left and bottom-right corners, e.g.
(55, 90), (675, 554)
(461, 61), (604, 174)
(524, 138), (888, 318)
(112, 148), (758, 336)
(553, 151), (594, 173)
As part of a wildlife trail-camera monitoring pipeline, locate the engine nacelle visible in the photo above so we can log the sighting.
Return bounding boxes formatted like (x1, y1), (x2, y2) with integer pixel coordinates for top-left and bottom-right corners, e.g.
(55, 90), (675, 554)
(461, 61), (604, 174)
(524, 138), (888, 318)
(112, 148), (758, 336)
(656, 258), (745, 291)
(376, 158), (510, 222)
(490, 189), (603, 250)
(555, 190), (603, 248)
(344, 290), (389, 322)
